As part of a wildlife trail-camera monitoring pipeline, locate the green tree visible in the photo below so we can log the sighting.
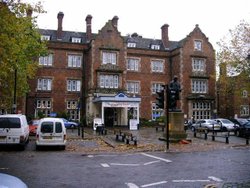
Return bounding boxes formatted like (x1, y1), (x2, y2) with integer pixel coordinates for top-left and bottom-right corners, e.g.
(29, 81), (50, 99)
(0, 0), (47, 112)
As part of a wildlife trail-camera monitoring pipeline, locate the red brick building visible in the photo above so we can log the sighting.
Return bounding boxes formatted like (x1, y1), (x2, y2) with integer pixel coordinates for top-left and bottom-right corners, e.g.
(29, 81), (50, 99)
(25, 12), (216, 126)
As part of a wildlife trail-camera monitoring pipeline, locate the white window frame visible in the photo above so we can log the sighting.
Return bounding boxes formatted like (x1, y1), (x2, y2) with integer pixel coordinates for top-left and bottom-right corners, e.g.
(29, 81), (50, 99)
(127, 42), (136, 48)
(102, 52), (117, 65)
(152, 83), (164, 94)
(100, 75), (119, 89)
(41, 35), (51, 41)
(240, 105), (249, 116)
(126, 81), (140, 94)
(37, 78), (52, 91)
(192, 79), (208, 93)
(151, 44), (160, 50)
(67, 80), (81, 92)
(71, 37), (81, 43)
(151, 60), (164, 73)
(192, 58), (205, 72)
(39, 54), (53, 66)
(194, 40), (202, 51)
(127, 58), (139, 71)
(68, 54), (82, 68)
(192, 102), (211, 120)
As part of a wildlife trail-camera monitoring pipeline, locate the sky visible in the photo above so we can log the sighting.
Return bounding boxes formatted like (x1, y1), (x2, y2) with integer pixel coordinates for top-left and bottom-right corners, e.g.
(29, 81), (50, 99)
(23, 0), (250, 51)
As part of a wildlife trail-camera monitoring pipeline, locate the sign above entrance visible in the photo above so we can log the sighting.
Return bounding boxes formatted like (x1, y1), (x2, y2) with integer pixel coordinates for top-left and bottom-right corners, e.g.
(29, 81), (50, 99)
(103, 102), (138, 108)
(93, 92), (141, 103)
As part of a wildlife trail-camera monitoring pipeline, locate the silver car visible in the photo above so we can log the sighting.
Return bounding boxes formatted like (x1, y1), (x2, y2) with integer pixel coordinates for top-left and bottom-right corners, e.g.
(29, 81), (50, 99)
(215, 118), (237, 131)
(192, 119), (221, 131)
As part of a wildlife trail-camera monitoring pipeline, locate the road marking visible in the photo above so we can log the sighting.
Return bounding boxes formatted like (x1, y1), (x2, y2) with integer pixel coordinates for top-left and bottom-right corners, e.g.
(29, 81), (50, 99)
(100, 163), (110, 167)
(87, 155), (94, 158)
(125, 182), (139, 188)
(141, 181), (168, 187)
(208, 176), (223, 182)
(110, 163), (140, 166)
(143, 160), (160, 166)
(141, 153), (172, 163)
(173, 179), (210, 183)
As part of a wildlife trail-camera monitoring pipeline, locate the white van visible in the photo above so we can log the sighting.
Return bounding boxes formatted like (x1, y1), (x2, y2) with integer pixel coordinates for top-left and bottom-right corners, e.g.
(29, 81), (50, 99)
(0, 114), (29, 149)
(36, 118), (67, 150)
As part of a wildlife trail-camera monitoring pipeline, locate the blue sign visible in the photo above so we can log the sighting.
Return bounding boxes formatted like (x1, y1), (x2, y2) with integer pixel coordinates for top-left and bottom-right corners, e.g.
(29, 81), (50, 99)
(50, 112), (57, 117)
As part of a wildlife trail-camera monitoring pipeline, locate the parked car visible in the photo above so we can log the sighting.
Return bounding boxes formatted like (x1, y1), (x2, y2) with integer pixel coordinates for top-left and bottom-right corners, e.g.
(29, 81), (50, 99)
(36, 118), (67, 150)
(0, 114), (29, 150)
(191, 119), (221, 132)
(229, 118), (249, 127)
(28, 119), (40, 136)
(235, 121), (250, 137)
(0, 173), (27, 188)
(215, 118), (237, 132)
(60, 118), (79, 129)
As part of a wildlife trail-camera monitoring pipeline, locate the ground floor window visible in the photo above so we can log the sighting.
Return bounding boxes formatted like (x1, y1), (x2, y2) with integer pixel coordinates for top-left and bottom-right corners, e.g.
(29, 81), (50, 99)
(35, 99), (51, 117)
(240, 105), (249, 117)
(128, 107), (138, 119)
(152, 103), (164, 120)
(67, 100), (80, 121)
(192, 102), (211, 120)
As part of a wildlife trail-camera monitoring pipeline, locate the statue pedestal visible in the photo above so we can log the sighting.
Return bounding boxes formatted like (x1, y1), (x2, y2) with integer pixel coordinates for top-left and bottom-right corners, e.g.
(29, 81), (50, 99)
(168, 112), (187, 141)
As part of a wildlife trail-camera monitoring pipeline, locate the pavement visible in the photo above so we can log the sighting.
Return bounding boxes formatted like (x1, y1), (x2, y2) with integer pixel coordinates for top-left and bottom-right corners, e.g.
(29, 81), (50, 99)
(66, 126), (250, 153)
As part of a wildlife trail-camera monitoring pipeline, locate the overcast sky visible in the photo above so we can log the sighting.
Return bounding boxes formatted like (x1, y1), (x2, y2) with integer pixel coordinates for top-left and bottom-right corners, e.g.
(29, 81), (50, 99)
(24, 0), (250, 50)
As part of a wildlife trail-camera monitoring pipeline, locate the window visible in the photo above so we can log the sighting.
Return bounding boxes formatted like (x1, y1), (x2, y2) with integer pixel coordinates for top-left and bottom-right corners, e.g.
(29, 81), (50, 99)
(102, 52), (117, 65)
(192, 79), (208, 93)
(71, 37), (81, 43)
(100, 75), (119, 88)
(68, 55), (82, 68)
(41, 35), (51, 41)
(242, 90), (248, 98)
(67, 80), (81, 92)
(67, 100), (79, 121)
(192, 102), (211, 120)
(127, 42), (136, 48)
(240, 105), (249, 116)
(194, 40), (202, 51)
(151, 60), (164, 73)
(192, 58), (205, 72)
(39, 54), (53, 66)
(152, 103), (164, 120)
(152, 83), (164, 94)
(55, 122), (63, 133)
(127, 58), (139, 71)
(151, 44), (160, 50)
(37, 78), (52, 91)
(126, 81), (140, 94)
(36, 99), (51, 117)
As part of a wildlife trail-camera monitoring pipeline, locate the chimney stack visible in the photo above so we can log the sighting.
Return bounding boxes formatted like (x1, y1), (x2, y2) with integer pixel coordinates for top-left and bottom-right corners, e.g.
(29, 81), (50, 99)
(112, 16), (119, 28)
(161, 24), (169, 49)
(57, 12), (64, 40)
(85, 14), (92, 42)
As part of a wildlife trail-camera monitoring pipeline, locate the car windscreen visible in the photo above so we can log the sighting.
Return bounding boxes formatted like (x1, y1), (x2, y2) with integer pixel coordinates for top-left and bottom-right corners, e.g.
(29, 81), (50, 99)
(221, 119), (232, 124)
(41, 122), (53, 133)
(0, 118), (21, 128)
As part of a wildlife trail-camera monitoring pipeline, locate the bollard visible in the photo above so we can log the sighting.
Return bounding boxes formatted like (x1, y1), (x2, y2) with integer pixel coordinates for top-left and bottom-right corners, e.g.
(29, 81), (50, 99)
(225, 136), (229, 144)
(116, 134), (119, 141)
(204, 132), (207, 140)
(134, 140), (137, 145)
(212, 135), (215, 141)
(194, 131), (196, 138)
(246, 138), (249, 145)
(126, 139), (129, 144)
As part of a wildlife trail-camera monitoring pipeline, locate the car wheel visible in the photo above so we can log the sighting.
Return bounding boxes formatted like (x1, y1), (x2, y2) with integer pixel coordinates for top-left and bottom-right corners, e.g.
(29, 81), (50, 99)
(191, 126), (195, 132)
(236, 130), (240, 137)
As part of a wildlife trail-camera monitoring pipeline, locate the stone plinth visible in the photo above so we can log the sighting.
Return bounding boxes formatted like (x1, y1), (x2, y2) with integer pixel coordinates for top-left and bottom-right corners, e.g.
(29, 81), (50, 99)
(168, 112), (187, 141)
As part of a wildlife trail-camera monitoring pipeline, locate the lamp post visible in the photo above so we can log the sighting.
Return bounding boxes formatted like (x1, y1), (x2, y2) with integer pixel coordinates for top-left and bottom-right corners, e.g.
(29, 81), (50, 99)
(12, 69), (17, 114)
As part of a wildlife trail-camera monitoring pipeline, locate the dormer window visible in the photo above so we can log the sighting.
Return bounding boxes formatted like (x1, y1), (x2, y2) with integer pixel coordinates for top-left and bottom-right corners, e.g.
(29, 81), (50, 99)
(151, 44), (160, 50)
(194, 40), (202, 51)
(71, 37), (81, 43)
(41, 35), (51, 41)
(127, 42), (136, 48)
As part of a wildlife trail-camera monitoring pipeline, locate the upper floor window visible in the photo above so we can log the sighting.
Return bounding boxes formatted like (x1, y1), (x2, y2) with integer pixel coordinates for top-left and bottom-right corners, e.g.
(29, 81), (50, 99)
(37, 78), (52, 91)
(39, 54), (53, 66)
(102, 52), (117, 65)
(127, 42), (136, 48)
(100, 74), (119, 88)
(242, 90), (248, 98)
(126, 81), (140, 94)
(151, 44), (160, 50)
(67, 80), (81, 92)
(151, 60), (164, 73)
(68, 54), (82, 68)
(71, 37), (81, 43)
(192, 79), (208, 93)
(192, 58), (205, 72)
(41, 35), (51, 41)
(194, 40), (202, 51)
(152, 83), (164, 94)
(127, 58), (140, 71)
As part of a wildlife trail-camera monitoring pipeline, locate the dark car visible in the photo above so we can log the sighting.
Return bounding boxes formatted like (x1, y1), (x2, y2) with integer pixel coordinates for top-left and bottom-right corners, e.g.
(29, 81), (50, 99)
(235, 121), (250, 137)
(230, 118), (250, 137)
